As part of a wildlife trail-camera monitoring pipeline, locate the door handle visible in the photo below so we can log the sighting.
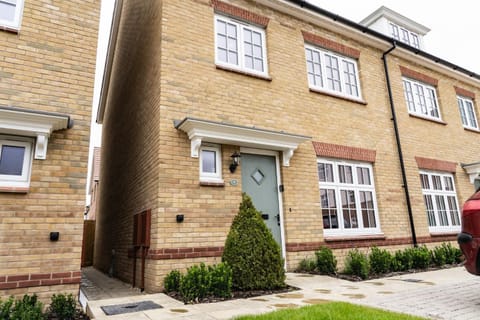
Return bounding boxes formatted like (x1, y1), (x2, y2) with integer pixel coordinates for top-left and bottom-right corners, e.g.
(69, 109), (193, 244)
(275, 214), (280, 226)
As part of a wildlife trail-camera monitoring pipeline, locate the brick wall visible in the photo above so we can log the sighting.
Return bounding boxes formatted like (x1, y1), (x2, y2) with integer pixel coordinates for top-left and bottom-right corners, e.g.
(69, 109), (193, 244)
(0, 0), (99, 299)
(99, 0), (480, 292)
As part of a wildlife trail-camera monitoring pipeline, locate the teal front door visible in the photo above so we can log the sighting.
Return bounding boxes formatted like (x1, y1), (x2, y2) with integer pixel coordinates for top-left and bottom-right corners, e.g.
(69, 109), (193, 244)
(241, 153), (282, 248)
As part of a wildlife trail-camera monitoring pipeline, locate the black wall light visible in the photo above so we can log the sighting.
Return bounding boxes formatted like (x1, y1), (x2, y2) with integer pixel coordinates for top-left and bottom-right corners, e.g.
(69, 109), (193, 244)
(176, 214), (184, 223)
(229, 151), (241, 173)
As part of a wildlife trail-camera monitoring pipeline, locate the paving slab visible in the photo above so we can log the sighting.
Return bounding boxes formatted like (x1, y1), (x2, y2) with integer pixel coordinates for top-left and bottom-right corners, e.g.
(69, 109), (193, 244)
(82, 266), (480, 320)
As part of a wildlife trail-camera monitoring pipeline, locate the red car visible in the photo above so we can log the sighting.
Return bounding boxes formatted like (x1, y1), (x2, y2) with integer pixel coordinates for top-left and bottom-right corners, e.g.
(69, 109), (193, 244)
(458, 190), (480, 275)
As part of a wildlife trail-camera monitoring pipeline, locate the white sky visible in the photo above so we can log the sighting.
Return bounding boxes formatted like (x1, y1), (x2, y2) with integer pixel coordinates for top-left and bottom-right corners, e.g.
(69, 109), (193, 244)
(308, 0), (480, 74)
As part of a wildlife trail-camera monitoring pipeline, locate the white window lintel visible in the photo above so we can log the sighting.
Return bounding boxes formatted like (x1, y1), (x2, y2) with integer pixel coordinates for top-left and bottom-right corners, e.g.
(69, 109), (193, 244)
(0, 107), (71, 160)
(175, 118), (310, 167)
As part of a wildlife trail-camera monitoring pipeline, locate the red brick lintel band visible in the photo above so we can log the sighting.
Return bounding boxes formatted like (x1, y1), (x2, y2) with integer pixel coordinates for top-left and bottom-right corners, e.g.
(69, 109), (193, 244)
(312, 141), (376, 163)
(399, 66), (438, 87)
(302, 30), (360, 59)
(211, 0), (269, 27)
(144, 234), (456, 260)
(415, 156), (457, 173)
(0, 271), (81, 290)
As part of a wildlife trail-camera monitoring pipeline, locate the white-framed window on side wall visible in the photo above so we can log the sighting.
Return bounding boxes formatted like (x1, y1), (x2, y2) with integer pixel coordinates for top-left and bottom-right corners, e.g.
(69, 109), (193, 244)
(403, 78), (441, 121)
(420, 171), (461, 234)
(305, 44), (362, 100)
(199, 144), (223, 183)
(0, 0), (25, 30)
(0, 136), (33, 189)
(457, 96), (478, 130)
(214, 15), (268, 77)
(317, 158), (381, 237)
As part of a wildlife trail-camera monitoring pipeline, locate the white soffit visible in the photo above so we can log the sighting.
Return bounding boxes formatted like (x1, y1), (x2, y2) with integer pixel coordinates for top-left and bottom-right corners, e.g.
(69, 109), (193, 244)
(175, 118), (311, 166)
(0, 107), (71, 159)
(462, 162), (480, 184)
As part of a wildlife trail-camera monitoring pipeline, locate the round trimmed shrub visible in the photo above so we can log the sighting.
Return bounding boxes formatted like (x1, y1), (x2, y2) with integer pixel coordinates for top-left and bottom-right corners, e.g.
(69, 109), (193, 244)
(222, 193), (286, 290)
(344, 248), (370, 280)
(315, 246), (337, 275)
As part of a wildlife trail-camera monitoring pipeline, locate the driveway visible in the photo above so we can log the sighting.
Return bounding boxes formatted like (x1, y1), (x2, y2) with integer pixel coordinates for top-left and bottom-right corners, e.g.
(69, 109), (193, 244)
(83, 267), (480, 319)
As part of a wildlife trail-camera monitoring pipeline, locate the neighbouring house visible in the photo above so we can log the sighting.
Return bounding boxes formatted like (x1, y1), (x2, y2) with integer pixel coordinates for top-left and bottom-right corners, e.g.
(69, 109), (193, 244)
(95, 0), (480, 292)
(0, 0), (100, 301)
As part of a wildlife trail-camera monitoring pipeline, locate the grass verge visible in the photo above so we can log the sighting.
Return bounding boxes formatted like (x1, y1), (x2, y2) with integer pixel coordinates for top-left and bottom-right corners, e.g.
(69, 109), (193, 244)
(235, 301), (427, 320)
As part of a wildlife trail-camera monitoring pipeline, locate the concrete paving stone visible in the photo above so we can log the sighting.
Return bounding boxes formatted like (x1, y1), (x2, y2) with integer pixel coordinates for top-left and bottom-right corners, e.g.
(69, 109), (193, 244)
(82, 266), (480, 320)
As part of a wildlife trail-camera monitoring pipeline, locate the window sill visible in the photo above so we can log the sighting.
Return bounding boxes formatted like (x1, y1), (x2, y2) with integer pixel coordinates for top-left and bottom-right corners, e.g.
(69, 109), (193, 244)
(199, 180), (225, 187)
(324, 233), (385, 242)
(464, 127), (480, 133)
(309, 88), (367, 105)
(0, 186), (29, 193)
(0, 25), (19, 34)
(215, 64), (272, 81)
(408, 113), (447, 125)
(429, 231), (459, 237)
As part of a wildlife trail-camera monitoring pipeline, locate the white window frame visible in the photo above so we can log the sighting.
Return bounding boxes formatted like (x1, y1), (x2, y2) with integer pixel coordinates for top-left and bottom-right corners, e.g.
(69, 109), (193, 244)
(0, 136), (33, 189)
(0, 0), (25, 30)
(389, 21), (420, 49)
(317, 158), (381, 237)
(457, 96), (479, 130)
(402, 77), (442, 121)
(199, 144), (223, 183)
(305, 44), (362, 100)
(214, 15), (268, 77)
(420, 170), (461, 234)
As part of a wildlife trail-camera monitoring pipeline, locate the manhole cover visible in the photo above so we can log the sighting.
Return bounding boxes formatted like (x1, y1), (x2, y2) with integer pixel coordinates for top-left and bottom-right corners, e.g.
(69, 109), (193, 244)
(101, 300), (162, 315)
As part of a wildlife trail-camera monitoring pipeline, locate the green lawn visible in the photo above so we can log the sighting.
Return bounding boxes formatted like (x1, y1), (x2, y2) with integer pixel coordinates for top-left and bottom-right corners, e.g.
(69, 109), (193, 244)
(235, 302), (427, 320)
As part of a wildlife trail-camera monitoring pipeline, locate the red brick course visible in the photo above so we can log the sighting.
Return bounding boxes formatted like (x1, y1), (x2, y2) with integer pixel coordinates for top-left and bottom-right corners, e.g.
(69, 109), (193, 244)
(211, 0), (269, 27)
(147, 246), (224, 260)
(454, 86), (475, 99)
(302, 30), (360, 59)
(312, 141), (376, 162)
(415, 156), (457, 173)
(399, 66), (439, 86)
(0, 271), (81, 290)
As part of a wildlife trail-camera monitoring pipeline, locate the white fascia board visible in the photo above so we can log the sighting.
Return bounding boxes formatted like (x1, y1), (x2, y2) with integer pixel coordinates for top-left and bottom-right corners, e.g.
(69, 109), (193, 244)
(0, 107), (70, 159)
(176, 118), (310, 166)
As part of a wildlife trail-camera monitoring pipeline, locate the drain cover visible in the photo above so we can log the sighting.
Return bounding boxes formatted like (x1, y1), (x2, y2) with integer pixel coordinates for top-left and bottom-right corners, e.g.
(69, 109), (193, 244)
(401, 279), (422, 283)
(101, 300), (162, 315)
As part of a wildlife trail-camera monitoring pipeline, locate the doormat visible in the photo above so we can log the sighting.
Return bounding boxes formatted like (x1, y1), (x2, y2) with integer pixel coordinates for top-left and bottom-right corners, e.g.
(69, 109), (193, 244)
(101, 300), (162, 315)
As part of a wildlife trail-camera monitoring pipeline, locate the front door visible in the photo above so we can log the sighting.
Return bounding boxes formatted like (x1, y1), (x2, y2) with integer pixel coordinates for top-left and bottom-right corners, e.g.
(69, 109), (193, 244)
(241, 153), (282, 248)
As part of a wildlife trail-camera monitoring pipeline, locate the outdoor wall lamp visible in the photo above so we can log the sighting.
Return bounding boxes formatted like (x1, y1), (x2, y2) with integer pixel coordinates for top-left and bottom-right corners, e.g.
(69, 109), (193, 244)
(229, 151), (241, 173)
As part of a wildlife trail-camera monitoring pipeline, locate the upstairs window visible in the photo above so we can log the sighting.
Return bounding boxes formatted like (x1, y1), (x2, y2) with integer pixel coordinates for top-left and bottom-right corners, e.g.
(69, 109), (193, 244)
(0, 137), (33, 189)
(0, 0), (24, 30)
(305, 45), (361, 100)
(420, 171), (461, 233)
(457, 96), (478, 130)
(389, 22), (420, 49)
(214, 15), (268, 76)
(403, 78), (441, 120)
(318, 159), (380, 236)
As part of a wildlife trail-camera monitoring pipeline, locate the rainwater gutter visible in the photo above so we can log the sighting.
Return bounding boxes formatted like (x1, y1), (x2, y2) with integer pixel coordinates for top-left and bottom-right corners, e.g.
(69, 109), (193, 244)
(382, 42), (418, 247)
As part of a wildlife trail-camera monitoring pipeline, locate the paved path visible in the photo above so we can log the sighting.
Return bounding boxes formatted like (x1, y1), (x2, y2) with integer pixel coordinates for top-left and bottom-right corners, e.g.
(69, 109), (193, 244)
(81, 267), (480, 319)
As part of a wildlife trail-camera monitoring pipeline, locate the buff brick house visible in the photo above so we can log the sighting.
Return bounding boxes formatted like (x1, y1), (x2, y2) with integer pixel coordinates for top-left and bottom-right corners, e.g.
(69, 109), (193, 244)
(0, 0), (100, 300)
(95, 0), (480, 292)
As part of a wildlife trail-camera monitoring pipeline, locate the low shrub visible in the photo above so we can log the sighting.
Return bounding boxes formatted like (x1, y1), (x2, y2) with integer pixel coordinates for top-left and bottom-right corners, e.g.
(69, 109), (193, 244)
(11, 294), (44, 320)
(179, 263), (211, 303)
(440, 242), (463, 264)
(369, 246), (392, 275)
(48, 293), (77, 320)
(296, 257), (317, 273)
(0, 296), (14, 319)
(177, 262), (233, 303)
(315, 247), (337, 275)
(392, 248), (414, 272)
(208, 263), (232, 299)
(431, 245), (447, 266)
(344, 249), (369, 280)
(411, 246), (431, 269)
(164, 270), (182, 293)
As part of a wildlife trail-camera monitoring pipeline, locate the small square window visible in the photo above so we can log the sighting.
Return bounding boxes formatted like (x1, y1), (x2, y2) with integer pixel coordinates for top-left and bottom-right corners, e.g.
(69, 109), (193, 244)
(0, 0), (25, 30)
(199, 144), (223, 183)
(457, 96), (478, 130)
(0, 137), (33, 189)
